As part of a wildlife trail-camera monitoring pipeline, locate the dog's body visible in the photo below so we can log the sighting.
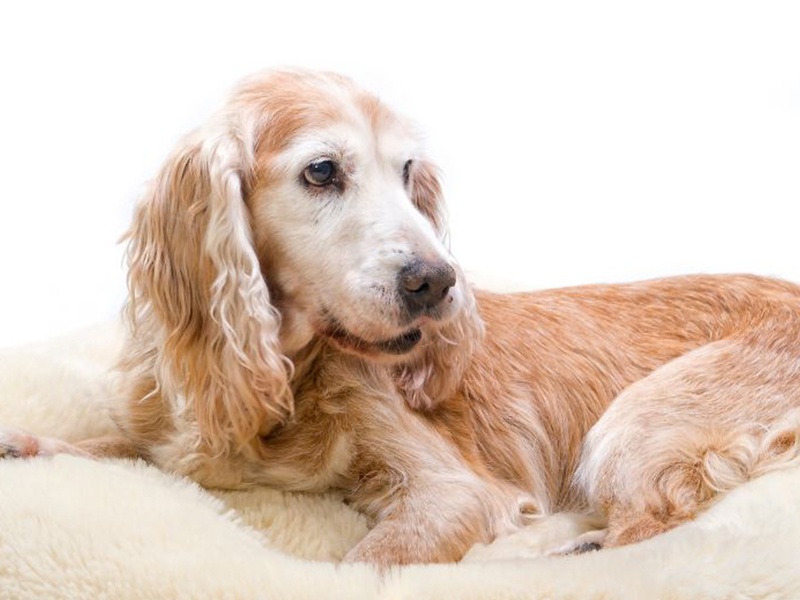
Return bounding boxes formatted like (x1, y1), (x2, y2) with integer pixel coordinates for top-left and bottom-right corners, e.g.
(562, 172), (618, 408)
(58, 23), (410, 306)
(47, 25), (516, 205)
(142, 275), (798, 565)
(4, 70), (800, 566)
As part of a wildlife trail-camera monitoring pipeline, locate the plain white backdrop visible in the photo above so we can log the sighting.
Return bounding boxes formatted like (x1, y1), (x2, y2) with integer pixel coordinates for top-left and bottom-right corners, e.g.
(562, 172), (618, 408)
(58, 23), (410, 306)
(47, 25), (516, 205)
(1, 0), (798, 348)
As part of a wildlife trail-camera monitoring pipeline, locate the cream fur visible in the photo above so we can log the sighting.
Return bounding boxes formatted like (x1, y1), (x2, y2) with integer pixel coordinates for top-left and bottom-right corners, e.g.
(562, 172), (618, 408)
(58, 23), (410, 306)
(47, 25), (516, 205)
(2, 323), (800, 599)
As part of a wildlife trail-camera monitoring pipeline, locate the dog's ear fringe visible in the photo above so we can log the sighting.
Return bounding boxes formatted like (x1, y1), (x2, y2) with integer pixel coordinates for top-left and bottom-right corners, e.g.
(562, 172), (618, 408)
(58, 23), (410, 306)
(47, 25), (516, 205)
(122, 120), (292, 455)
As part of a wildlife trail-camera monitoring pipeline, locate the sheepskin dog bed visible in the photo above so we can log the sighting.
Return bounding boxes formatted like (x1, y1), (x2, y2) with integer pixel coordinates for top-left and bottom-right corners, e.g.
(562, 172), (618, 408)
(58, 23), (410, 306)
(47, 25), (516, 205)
(2, 322), (800, 600)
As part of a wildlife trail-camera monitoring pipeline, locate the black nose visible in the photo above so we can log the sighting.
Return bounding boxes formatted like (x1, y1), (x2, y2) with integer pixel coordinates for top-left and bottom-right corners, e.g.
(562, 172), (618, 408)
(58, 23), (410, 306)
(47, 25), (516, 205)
(397, 260), (457, 315)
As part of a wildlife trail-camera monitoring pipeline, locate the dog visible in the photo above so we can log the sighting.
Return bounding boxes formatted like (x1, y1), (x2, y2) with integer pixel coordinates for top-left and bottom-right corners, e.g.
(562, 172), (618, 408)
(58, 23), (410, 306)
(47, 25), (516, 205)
(3, 69), (800, 567)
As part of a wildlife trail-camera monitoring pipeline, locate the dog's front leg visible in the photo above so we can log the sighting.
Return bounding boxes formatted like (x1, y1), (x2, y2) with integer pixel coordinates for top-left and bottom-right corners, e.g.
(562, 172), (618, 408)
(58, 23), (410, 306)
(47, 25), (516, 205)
(343, 496), (478, 567)
(343, 474), (529, 568)
(343, 508), (447, 567)
(343, 508), (483, 568)
(341, 388), (534, 567)
(0, 427), (139, 460)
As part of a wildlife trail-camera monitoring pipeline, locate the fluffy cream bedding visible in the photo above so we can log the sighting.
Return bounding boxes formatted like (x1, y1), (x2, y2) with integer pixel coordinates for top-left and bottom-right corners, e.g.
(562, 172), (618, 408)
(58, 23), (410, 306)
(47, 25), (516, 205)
(1, 323), (800, 600)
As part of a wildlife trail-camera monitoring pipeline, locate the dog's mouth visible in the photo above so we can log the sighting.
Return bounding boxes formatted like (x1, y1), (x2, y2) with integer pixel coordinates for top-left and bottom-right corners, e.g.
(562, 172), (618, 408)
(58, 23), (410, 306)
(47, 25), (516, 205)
(319, 318), (423, 357)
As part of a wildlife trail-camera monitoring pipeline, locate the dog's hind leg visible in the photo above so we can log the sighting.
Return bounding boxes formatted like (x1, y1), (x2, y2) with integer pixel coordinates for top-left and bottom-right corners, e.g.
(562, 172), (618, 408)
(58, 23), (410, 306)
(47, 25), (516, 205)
(574, 329), (800, 548)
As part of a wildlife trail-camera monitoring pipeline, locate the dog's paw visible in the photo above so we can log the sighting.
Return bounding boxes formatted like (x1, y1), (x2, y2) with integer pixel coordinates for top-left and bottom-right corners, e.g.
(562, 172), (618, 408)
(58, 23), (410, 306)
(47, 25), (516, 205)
(463, 513), (604, 562)
(572, 541), (603, 554)
(0, 428), (43, 458)
(0, 427), (87, 459)
(550, 528), (607, 556)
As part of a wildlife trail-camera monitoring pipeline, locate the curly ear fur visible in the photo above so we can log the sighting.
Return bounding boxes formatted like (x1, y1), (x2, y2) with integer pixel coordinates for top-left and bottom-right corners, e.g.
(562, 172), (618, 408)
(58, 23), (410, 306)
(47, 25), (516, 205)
(123, 117), (292, 454)
(395, 160), (484, 411)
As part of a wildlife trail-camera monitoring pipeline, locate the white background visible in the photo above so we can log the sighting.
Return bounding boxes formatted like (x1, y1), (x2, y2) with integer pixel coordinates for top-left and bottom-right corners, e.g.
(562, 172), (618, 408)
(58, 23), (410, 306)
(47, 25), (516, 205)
(1, 1), (798, 348)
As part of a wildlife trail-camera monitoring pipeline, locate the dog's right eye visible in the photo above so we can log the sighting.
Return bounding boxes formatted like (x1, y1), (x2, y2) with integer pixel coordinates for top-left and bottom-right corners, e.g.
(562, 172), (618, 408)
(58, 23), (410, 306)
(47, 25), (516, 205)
(304, 160), (337, 187)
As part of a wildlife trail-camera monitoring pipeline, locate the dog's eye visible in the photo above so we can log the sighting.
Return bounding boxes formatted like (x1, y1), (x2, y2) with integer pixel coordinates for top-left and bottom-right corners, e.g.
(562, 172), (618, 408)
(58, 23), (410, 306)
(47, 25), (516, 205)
(403, 159), (413, 186)
(304, 160), (337, 186)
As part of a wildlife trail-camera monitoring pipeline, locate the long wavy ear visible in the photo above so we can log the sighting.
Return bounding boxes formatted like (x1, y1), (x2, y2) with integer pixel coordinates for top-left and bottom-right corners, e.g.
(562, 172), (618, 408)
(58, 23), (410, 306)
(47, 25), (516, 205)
(395, 160), (485, 411)
(124, 117), (291, 453)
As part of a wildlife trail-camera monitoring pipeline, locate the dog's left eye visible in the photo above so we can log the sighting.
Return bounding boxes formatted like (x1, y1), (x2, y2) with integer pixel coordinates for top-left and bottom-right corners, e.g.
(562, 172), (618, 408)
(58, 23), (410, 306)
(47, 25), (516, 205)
(403, 159), (413, 186)
(304, 160), (337, 186)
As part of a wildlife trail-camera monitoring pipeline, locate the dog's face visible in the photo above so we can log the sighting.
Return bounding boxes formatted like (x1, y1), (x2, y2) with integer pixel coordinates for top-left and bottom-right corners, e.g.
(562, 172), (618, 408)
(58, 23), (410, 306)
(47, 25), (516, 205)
(126, 69), (479, 448)
(243, 72), (462, 361)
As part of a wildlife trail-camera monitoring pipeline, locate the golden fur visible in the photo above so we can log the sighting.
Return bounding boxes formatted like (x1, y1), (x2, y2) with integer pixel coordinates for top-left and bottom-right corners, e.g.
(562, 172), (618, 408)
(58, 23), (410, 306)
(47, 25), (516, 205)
(4, 70), (800, 567)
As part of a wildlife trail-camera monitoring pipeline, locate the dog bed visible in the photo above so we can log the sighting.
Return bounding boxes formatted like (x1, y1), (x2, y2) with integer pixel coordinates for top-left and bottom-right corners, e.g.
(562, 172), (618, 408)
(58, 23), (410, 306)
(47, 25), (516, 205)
(1, 323), (799, 600)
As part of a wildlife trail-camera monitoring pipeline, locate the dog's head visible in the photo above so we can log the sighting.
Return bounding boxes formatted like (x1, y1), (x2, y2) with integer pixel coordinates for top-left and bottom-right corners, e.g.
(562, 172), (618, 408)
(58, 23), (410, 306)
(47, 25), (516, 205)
(125, 69), (481, 450)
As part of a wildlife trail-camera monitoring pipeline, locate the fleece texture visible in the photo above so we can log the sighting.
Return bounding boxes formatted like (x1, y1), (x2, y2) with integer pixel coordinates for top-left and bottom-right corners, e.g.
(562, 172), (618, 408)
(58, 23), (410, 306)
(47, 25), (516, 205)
(1, 323), (800, 600)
